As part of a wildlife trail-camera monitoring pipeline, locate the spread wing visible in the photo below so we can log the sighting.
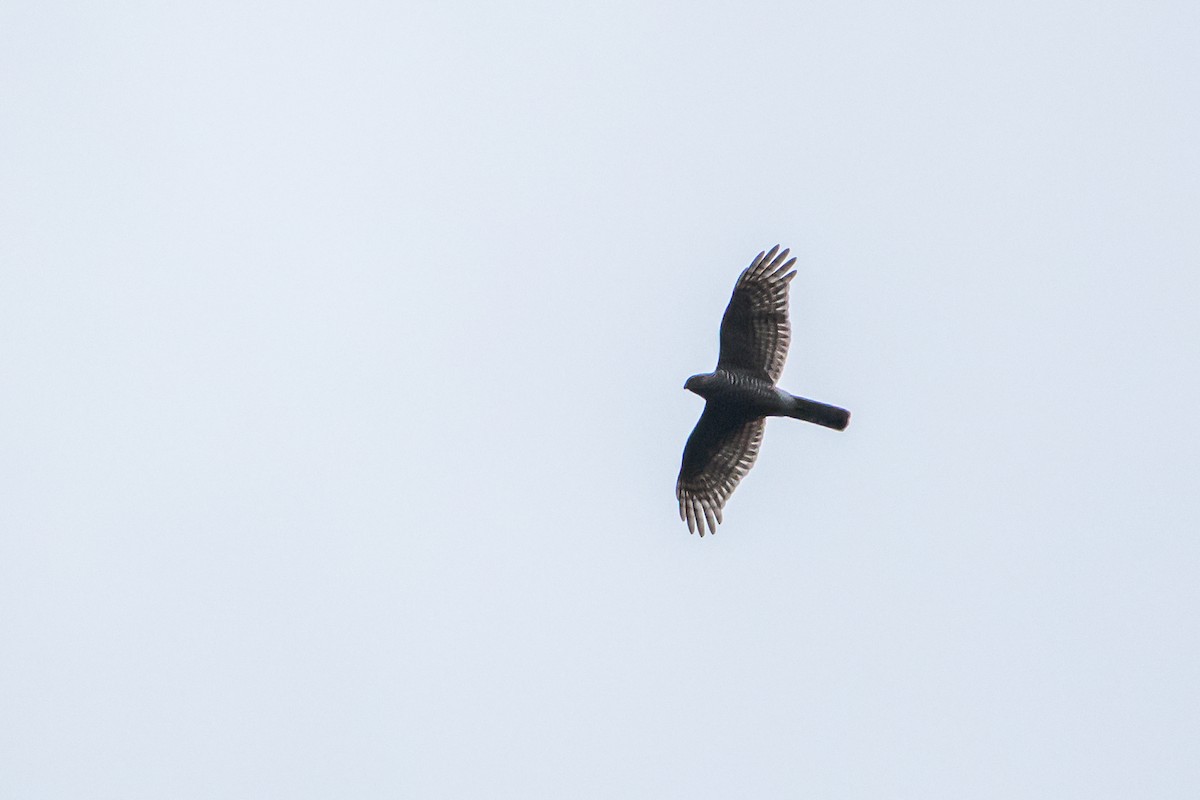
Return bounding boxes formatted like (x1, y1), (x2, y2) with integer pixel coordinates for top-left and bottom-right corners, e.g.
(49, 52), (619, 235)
(716, 245), (797, 383)
(676, 406), (765, 536)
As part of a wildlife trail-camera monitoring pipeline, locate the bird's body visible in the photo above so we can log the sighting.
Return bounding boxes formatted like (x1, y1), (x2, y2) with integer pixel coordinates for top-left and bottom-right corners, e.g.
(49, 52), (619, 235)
(676, 246), (850, 536)
(685, 369), (783, 409)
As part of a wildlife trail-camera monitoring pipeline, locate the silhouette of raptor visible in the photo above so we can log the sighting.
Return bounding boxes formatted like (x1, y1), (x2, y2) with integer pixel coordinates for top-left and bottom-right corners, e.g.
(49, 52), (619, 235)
(677, 246), (850, 536)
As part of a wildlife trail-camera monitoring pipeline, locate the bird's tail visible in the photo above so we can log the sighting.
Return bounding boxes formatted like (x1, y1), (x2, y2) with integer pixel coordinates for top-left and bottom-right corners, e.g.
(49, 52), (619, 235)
(787, 395), (850, 431)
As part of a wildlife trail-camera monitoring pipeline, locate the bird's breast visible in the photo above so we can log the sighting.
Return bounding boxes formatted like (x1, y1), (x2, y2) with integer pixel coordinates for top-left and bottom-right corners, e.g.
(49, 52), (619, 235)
(705, 371), (782, 415)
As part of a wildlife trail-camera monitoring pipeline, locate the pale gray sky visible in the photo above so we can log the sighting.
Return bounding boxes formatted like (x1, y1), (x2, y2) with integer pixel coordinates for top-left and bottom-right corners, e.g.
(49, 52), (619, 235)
(3, 2), (1198, 797)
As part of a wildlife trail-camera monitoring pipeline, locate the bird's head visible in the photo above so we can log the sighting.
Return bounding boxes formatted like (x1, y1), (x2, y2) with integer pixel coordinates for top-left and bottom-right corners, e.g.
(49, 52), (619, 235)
(684, 373), (715, 397)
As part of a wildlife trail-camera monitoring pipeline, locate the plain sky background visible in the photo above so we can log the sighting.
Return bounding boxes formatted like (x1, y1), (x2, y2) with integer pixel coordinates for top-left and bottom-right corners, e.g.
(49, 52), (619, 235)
(3, 1), (1198, 797)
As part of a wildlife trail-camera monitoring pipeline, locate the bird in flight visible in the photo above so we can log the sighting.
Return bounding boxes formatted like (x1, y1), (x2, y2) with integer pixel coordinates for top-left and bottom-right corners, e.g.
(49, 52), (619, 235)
(677, 246), (850, 536)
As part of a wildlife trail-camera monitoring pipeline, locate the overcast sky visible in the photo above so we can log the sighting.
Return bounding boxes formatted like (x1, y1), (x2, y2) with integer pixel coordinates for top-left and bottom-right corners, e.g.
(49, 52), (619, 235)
(3, 2), (1199, 798)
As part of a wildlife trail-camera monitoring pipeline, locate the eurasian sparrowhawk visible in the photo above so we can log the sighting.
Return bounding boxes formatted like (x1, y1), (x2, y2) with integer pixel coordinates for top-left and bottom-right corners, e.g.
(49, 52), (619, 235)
(677, 246), (850, 536)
